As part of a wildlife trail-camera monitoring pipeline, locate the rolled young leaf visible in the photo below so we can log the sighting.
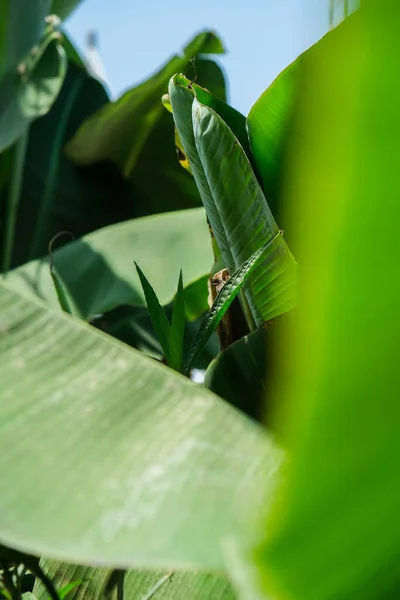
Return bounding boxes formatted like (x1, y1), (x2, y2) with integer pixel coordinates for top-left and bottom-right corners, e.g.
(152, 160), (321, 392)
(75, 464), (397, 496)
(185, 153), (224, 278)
(169, 76), (297, 327)
(184, 231), (283, 375)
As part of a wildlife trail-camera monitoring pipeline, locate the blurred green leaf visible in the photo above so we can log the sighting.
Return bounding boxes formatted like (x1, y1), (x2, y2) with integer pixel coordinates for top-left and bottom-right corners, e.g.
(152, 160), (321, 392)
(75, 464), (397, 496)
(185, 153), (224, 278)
(60, 33), (86, 69)
(65, 35), (227, 217)
(183, 30), (224, 56)
(0, 278), (282, 569)
(246, 61), (297, 233)
(50, 0), (85, 21)
(5, 61), (133, 267)
(238, 7), (400, 600)
(0, 33), (67, 151)
(0, 0), (50, 83)
(65, 32), (225, 176)
(34, 560), (235, 600)
(5, 208), (213, 320)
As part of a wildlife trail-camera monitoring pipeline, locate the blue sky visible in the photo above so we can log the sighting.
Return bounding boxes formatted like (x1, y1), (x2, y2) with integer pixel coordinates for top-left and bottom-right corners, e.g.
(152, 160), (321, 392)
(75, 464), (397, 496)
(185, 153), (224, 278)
(66, 0), (331, 115)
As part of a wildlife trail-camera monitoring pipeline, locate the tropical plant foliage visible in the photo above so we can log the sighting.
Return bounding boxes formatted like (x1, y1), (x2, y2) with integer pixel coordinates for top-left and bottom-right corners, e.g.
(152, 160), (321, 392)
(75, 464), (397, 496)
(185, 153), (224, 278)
(1, 1), (399, 599)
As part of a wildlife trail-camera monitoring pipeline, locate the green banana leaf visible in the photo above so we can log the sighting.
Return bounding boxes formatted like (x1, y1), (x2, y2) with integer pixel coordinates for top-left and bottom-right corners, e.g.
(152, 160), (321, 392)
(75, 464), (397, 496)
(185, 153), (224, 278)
(0, 277), (282, 570)
(64, 34), (227, 218)
(169, 76), (297, 327)
(168, 76), (241, 275)
(0, 31), (67, 152)
(50, 0), (85, 21)
(205, 316), (292, 424)
(0, 0), (51, 84)
(5, 208), (213, 320)
(34, 559), (236, 600)
(235, 5), (400, 600)
(205, 327), (269, 422)
(5, 59), (133, 268)
(3, 40), (227, 267)
(127, 58), (227, 218)
(65, 32), (224, 176)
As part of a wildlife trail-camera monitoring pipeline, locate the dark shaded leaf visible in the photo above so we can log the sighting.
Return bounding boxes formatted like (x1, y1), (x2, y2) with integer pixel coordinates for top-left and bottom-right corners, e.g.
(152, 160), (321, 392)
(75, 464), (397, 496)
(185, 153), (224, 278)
(5, 61), (132, 267)
(51, 0), (85, 21)
(65, 32), (225, 174)
(205, 327), (268, 421)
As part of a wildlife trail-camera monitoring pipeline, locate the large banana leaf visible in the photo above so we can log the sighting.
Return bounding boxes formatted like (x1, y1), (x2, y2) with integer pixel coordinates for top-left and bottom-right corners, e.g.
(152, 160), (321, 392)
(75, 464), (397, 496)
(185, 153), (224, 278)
(34, 559), (236, 600)
(0, 277), (283, 569)
(234, 4), (400, 599)
(5, 208), (213, 320)
(169, 76), (297, 327)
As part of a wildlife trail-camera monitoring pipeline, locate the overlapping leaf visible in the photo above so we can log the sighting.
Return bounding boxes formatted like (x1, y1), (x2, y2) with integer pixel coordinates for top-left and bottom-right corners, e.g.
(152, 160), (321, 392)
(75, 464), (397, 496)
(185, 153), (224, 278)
(0, 0), (51, 83)
(65, 32), (224, 176)
(169, 76), (297, 328)
(5, 208), (213, 320)
(0, 277), (283, 569)
(234, 8), (400, 600)
(0, 31), (67, 152)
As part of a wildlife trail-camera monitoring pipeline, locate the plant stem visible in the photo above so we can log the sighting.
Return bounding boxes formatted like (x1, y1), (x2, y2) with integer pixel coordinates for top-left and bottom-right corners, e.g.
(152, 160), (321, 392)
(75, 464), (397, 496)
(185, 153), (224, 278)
(239, 288), (256, 332)
(1, 131), (29, 273)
